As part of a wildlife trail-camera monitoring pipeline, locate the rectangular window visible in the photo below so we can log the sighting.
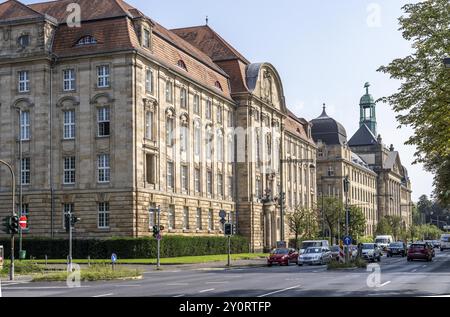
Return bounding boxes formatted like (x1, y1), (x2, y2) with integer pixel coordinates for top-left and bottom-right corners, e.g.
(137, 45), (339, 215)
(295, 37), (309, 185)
(183, 206), (189, 230)
(228, 136), (234, 163)
(21, 157), (30, 185)
(97, 154), (110, 183)
(18, 70), (30, 92)
(217, 174), (223, 197)
(208, 209), (214, 231)
(63, 156), (76, 185)
(228, 176), (233, 198)
(167, 161), (174, 189)
(166, 81), (173, 103)
(166, 117), (174, 147)
(63, 69), (76, 91)
(20, 204), (30, 229)
(181, 165), (188, 192)
(145, 154), (155, 185)
(168, 205), (175, 230)
(143, 29), (150, 48)
(97, 65), (110, 88)
(255, 178), (261, 199)
(194, 95), (200, 114)
(63, 110), (75, 140)
(63, 203), (74, 229)
(216, 106), (222, 123)
(97, 107), (110, 137)
(206, 100), (212, 119)
(227, 110), (233, 128)
(327, 166), (334, 177)
(180, 126), (188, 153)
(145, 69), (153, 94)
(149, 204), (157, 228)
(194, 168), (201, 193)
(196, 208), (202, 230)
(20, 111), (30, 141)
(145, 111), (153, 140)
(98, 202), (110, 229)
(194, 124), (201, 156)
(180, 88), (187, 108)
(207, 171), (213, 195)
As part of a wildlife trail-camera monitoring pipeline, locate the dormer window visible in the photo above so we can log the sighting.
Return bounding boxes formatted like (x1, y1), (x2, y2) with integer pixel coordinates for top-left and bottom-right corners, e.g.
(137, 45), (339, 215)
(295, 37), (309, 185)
(214, 81), (223, 91)
(76, 35), (97, 46)
(177, 60), (187, 71)
(143, 29), (150, 48)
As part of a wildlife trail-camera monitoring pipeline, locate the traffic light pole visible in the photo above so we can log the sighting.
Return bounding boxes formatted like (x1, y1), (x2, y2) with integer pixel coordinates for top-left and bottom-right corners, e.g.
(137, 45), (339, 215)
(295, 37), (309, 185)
(227, 213), (231, 267)
(68, 215), (73, 272)
(344, 176), (350, 264)
(157, 206), (161, 270)
(0, 160), (16, 281)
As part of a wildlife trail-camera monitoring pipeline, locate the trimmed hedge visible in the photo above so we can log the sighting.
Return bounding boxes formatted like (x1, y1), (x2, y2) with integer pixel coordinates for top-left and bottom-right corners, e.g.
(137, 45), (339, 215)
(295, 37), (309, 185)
(0, 235), (250, 259)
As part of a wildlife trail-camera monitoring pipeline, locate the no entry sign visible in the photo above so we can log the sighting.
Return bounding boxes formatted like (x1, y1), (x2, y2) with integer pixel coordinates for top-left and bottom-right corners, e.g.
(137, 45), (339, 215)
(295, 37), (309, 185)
(19, 216), (27, 229)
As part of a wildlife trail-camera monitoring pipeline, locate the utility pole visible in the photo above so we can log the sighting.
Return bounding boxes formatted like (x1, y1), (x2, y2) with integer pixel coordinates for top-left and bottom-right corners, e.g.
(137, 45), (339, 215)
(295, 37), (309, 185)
(68, 213), (72, 272)
(157, 206), (161, 270)
(18, 109), (23, 257)
(227, 212), (231, 267)
(344, 176), (350, 264)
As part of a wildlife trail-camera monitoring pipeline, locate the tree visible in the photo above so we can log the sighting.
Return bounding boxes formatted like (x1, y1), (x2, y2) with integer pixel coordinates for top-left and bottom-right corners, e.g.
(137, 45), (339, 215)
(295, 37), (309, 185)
(377, 0), (450, 204)
(375, 217), (393, 236)
(347, 206), (367, 240)
(321, 197), (345, 244)
(287, 206), (319, 249)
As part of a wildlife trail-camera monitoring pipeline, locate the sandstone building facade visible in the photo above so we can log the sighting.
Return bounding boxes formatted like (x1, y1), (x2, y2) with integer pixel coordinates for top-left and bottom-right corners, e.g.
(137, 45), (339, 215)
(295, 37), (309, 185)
(0, 0), (316, 251)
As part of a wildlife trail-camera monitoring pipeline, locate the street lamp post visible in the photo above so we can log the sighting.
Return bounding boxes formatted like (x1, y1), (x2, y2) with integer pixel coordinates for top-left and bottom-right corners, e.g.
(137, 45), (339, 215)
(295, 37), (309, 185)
(0, 160), (16, 280)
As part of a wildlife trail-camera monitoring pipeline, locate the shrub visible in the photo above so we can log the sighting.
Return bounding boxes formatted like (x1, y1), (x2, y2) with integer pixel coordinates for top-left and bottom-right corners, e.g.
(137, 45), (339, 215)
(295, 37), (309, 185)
(0, 235), (249, 259)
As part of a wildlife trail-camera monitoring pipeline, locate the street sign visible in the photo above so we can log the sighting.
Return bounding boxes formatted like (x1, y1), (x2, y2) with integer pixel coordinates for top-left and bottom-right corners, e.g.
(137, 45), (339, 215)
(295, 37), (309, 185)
(343, 236), (352, 246)
(219, 210), (226, 219)
(111, 253), (117, 263)
(156, 234), (162, 241)
(19, 216), (27, 229)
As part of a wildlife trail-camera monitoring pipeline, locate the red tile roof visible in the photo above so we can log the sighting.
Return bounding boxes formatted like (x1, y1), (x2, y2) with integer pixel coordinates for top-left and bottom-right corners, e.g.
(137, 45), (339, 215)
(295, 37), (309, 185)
(0, 0), (43, 21)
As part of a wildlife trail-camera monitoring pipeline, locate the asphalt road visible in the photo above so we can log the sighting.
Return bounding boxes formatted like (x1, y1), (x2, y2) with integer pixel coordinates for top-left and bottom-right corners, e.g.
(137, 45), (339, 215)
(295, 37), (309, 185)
(2, 250), (450, 297)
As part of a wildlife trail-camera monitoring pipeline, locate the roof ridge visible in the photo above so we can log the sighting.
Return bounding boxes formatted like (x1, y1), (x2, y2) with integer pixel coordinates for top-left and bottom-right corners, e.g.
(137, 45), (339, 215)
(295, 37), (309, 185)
(2, 0), (45, 18)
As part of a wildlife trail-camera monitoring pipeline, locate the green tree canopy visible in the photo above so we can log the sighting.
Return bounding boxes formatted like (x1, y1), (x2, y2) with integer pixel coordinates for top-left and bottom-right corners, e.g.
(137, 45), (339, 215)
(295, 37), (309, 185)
(378, 0), (450, 204)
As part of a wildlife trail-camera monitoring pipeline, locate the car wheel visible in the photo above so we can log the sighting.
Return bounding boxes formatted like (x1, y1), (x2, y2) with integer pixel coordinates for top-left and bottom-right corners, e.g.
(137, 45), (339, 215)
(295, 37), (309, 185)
(298, 263), (303, 266)
(268, 263), (272, 267)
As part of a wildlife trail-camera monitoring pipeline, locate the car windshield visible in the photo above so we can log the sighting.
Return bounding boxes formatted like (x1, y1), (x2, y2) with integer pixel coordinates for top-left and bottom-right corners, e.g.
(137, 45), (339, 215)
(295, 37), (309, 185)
(305, 248), (321, 254)
(362, 244), (375, 250)
(301, 242), (323, 249)
(271, 249), (289, 255)
(411, 244), (424, 249)
(390, 243), (403, 247)
(442, 236), (449, 242)
(375, 238), (388, 244)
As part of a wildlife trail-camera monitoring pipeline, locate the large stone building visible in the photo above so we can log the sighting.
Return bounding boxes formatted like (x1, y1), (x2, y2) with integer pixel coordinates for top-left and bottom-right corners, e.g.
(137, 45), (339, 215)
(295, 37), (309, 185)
(312, 105), (378, 238)
(312, 82), (413, 239)
(349, 83), (413, 229)
(0, 0), (316, 251)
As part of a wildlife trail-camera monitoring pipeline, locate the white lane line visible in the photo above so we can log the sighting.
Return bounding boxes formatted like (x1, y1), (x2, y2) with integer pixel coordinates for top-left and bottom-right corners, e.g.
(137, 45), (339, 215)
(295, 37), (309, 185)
(205, 281), (229, 284)
(258, 285), (301, 298)
(379, 281), (391, 288)
(199, 288), (215, 293)
(167, 283), (189, 286)
(411, 269), (417, 273)
(173, 294), (185, 298)
(114, 285), (141, 287)
(422, 265), (427, 268)
(92, 293), (114, 298)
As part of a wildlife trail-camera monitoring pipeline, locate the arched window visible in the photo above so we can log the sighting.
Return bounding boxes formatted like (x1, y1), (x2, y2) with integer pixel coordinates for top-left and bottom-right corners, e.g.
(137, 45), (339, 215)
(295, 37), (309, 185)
(177, 60), (187, 71)
(206, 126), (213, 160)
(214, 81), (223, 91)
(194, 120), (201, 156)
(227, 133), (234, 163)
(216, 129), (224, 162)
(76, 35), (97, 46)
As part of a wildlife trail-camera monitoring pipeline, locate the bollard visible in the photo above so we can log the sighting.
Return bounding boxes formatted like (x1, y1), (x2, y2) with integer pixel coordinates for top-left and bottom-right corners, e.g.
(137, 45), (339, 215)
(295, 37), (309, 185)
(45, 255), (48, 267)
(88, 256), (91, 267)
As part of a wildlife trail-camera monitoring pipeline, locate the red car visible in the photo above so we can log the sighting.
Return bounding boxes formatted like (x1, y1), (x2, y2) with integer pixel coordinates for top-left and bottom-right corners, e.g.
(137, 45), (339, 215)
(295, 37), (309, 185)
(407, 243), (433, 262)
(267, 248), (298, 266)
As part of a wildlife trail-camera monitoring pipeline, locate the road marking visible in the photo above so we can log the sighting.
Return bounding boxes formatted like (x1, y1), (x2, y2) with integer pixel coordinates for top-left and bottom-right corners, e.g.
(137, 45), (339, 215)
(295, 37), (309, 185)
(422, 265), (427, 268)
(411, 269), (417, 273)
(2, 286), (91, 290)
(114, 285), (141, 287)
(167, 283), (189, 286)
(199, 288), (215, 293)
(258, 285), (301, 298)
(379, 281), (391, 288)
(173, 294), (185, 298)
(205, 281), (229, 284)
(92, 293), (114, 298)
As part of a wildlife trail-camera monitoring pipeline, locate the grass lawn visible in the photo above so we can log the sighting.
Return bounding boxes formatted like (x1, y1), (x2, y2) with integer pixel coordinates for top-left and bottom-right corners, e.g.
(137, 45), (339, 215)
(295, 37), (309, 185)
(18, 253), (268, 265)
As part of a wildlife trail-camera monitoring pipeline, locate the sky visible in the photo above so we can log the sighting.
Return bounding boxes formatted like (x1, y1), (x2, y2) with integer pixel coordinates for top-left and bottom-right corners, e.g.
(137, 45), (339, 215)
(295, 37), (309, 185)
(23, 0), (433, 201)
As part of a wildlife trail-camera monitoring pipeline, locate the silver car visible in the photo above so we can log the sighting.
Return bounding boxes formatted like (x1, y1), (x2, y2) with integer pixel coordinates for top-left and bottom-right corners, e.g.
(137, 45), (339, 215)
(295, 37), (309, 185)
(298, 247), (332, 266)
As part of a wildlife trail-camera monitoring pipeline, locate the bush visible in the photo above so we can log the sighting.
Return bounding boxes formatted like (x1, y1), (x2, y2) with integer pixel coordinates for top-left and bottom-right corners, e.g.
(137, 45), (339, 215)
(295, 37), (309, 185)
(0, 235), (249, 259)
(327, 257), (367, 270)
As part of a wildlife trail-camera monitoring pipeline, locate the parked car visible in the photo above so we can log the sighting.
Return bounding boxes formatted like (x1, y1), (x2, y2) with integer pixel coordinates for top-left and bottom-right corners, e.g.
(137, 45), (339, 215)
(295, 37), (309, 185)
(361, 243), (382, 262)
(330, 245), (340, 261)
(299, 240), (329, 255)
(432, 240), (441, 249)
(440, 234), (450, 252)
(407, 243), (433, 262)
(267, 248), (299, 266)
(298, 247), (332, 266)
(375, 235), (393, 251)
(387, 242), (407, 257)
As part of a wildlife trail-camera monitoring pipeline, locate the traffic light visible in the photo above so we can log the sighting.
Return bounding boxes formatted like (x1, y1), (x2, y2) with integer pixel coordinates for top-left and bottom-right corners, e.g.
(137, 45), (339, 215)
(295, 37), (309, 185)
(152, 225), (160, 238)
(224, 223), (232, 236)
(343, 176), (350, 193)
(71, 215), (80, 227)
(65, 214), (71, 232)
(10, 215), (19, 234)
(232, 224), (237, 235)
(65, 214), (81, 232)
(2, 216), (11, 234)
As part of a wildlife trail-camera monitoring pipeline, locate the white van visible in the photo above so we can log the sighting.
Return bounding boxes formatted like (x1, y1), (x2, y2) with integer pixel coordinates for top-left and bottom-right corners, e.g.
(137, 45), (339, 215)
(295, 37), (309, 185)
(440, 234), (450, 251)
(375, 235), (393, 250)
(299, 240), (329, 255)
